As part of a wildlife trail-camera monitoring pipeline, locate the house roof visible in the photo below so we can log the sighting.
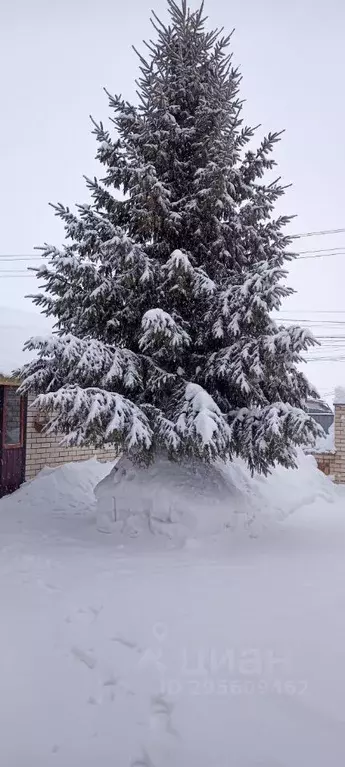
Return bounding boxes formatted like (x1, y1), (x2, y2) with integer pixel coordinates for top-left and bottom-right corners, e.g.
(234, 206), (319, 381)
(305, 397), (334, 415)
(0, 377), (20, 386)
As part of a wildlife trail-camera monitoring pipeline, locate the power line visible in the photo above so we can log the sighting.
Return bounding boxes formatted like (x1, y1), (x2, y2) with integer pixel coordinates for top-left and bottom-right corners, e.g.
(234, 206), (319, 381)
(2, 240), (345, 263)
(276, 319), (345, 325)
(292, 227), (345, 239)
(307, 357), (345, 362)
(298, 251), (345, 260)
(0, 256), (41, 262)
(277, 310), (345, 314)
(0, 252), (308, 259)
(298, 246), (345, 255)
(2, 252), (343, 265)
(0, 273), (35, 278)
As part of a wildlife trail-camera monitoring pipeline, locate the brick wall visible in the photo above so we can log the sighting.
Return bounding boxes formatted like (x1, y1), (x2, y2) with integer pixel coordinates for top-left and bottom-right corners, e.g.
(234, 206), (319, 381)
(313, 452), (336, 477)
(4, 387), (22, 445)
(311, 402), (345, 484)
(25, 395), (117, 480)
(333, 403), (345, 484)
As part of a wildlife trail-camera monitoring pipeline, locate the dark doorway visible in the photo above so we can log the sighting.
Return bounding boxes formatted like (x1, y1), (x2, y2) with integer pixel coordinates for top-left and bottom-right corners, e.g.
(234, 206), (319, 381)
(0, 384), (26, 498)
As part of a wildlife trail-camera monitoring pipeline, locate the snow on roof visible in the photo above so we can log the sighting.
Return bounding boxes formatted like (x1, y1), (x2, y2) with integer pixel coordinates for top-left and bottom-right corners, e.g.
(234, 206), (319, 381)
(305, 397), (333, 414)
(0, 306), (51, 376)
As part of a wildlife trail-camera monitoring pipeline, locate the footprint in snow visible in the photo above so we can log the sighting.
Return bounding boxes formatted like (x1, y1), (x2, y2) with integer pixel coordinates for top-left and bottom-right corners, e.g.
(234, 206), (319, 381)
(71, 646), (97, 670)
(150, 695), (179, 739)
(89, 605), (103, 621)
(111, 635), (141, 652)
(131, 697), (179, 767)
(37, 579), (60, 592)
(131, 750), (156, 767)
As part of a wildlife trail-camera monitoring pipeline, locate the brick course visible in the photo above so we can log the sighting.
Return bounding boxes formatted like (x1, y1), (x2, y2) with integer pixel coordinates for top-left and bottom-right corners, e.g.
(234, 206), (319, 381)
(25, 394), (117, 480)
(314, 452), (336, 477)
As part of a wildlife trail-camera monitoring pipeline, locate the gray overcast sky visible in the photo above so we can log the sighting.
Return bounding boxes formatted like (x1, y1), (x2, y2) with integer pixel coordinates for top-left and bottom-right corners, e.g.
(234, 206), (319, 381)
(1, 0), (345, 397)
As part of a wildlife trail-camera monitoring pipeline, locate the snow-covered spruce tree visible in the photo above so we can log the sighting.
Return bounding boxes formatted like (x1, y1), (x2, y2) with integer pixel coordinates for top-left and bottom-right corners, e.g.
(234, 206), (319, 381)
(20, 0), (321, 474)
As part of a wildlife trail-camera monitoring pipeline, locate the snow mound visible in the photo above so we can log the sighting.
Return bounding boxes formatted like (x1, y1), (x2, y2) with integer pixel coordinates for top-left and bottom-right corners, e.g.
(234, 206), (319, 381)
(251, 451), (336, 518)
(3, 451), (339, 546)
(95, 451), (339, 540)
(15, 458), (114, 515)
(95, 455), (240, 537)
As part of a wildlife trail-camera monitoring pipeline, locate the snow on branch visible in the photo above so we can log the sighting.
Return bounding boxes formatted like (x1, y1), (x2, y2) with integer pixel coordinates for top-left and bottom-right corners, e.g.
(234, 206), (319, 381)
(164, 249), (195, 276)
(139, 309), (191, 358)
(19, 335), (143, 393)
(33, 386), (153, 453)
(176, 383), (232, 461)
(163, 250), (216, 298)
(142, 404), (182, 453)
(206, 326), (318, 391)
(230, 402), (323, 474)
(209, 262), (295, 340)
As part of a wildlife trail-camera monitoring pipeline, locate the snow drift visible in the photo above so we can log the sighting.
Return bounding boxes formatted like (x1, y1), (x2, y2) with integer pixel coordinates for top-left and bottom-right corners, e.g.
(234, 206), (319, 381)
(13, 458), (114, 516)
(4, 451), (340, 546)
(94, 451), (339, 540)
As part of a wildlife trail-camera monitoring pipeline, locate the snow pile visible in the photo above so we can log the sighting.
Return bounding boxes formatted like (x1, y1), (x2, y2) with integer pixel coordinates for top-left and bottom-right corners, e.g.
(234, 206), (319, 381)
(15, 458), (114, 516)
(95, 456), (241, 538)
(3, 450), (339, 546)
(250, 451), (336, 517)
(95, 451), (338, 540)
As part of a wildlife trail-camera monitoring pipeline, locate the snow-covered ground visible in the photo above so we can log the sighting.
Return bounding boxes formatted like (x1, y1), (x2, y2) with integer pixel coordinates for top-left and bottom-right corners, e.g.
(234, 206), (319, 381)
(1, 454), (345, 766)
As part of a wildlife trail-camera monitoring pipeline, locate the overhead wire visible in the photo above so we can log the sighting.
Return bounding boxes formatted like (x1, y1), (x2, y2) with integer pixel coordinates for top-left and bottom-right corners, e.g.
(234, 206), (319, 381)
(298, 246), (345, 254)
(292, 227), (345, 239)
(278, 310), (345, 314)
(2, 226), (345, 362)
(297, 251), (345, 260)
(3, 226), (345, 268)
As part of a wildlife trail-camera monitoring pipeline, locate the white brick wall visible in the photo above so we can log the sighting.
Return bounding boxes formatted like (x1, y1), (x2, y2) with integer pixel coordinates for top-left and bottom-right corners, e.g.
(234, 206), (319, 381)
(334, 404), (345, 484)
(311, 403), (345, 484)
(25, 395), (117, 480)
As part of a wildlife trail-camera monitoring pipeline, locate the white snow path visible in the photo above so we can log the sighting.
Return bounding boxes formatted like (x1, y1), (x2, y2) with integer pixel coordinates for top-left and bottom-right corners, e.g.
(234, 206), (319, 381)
(1, 465), (345, 765)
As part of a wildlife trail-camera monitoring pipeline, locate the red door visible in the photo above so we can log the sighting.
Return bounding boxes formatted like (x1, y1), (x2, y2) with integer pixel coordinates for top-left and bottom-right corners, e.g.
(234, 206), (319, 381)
(0, 386), (26, 497)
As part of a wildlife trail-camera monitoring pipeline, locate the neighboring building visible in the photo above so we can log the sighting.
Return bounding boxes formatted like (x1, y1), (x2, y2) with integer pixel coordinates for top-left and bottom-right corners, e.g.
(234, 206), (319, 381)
(305, 397), (334, 435)
(310, 388), (345, 482)
(0, 308), (117, 497)
(0, 380), (116, 498)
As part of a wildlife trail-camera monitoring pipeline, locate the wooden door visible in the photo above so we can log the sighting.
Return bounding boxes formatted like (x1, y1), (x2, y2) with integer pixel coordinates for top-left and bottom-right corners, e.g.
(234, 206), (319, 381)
(0, 386), (26, 498)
